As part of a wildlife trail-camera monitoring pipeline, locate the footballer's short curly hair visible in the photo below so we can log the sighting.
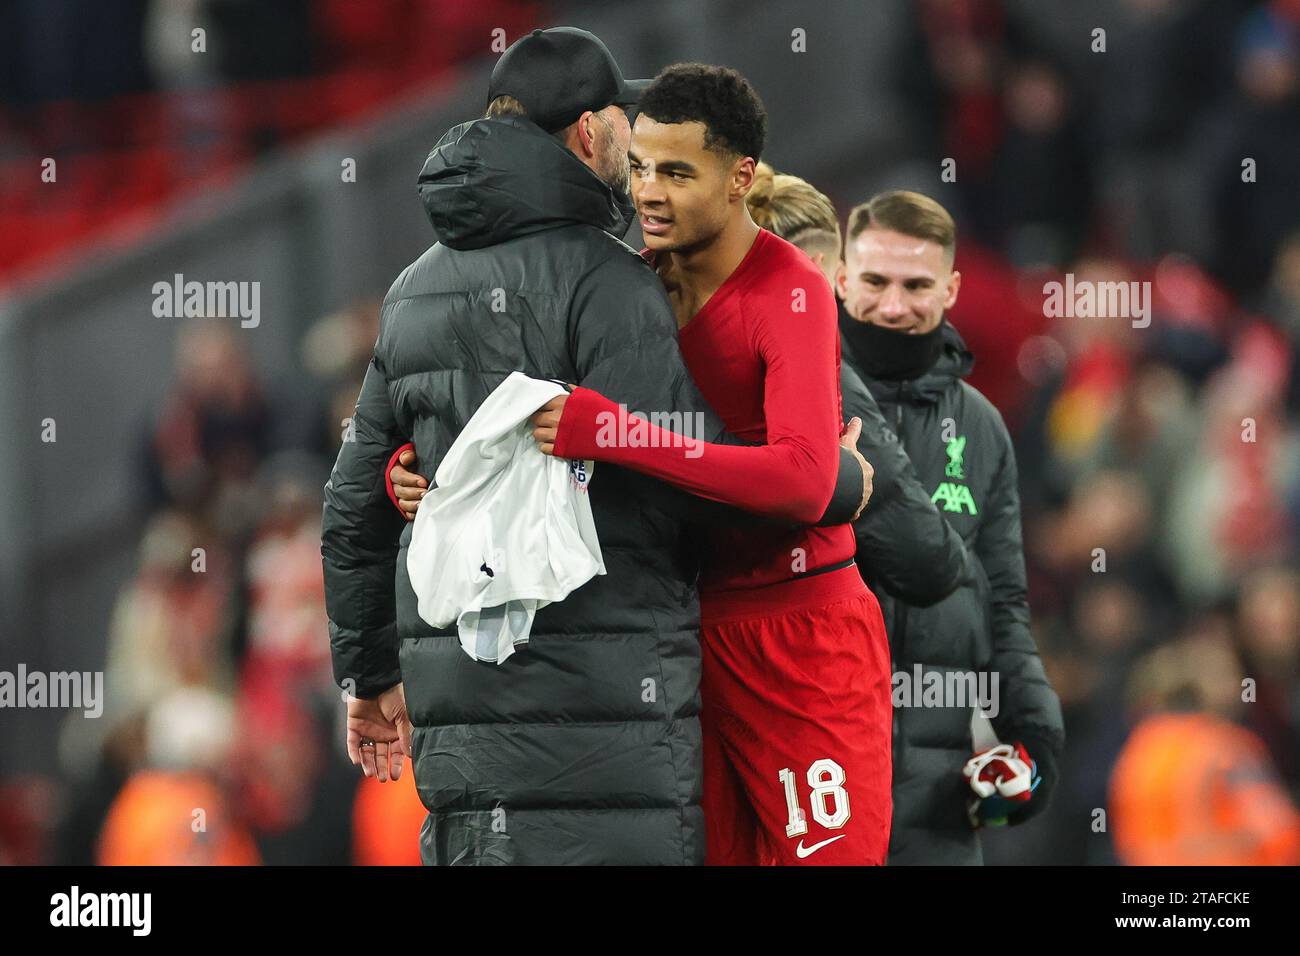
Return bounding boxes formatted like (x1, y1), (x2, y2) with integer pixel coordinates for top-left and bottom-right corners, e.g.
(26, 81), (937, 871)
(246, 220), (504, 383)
(637, 63), (767, 161)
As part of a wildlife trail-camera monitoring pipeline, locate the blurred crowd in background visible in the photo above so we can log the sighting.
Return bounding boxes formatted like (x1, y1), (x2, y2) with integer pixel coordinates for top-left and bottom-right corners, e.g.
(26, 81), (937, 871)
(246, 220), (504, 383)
(49, 303), (427, 865)
(901, 0), (1300, 865)
(2, 0), (1299, 865)
(0, 0), (540, 283)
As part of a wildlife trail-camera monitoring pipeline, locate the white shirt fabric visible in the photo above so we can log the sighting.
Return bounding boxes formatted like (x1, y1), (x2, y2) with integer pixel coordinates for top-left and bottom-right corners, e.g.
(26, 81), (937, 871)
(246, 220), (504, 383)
(406, 371), (606, 664)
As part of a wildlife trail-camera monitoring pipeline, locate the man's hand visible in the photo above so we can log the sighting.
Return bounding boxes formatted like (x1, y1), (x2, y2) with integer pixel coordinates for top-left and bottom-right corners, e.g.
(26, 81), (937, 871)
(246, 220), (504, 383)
(528, 394), (568, 456)
(840, 416), (873, 521)
(963, 740), (1055, 828)
(1006, 737), (1057, 826)
(346, 683), (414, 783)
(390, 448), (426, 521)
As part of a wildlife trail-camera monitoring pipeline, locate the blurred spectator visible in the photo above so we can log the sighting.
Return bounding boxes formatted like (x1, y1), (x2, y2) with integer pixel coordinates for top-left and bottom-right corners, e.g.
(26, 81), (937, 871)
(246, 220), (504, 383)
(1235, 566), (1300, 794)
(140, 321), (273, 516)
(301, 297), (381, 458)
(353, 770), (426, 866)
(988, 59), (1093, 268)
(300, 298), (380, 385)
(1207, 2), (1300, 297)
(1016, 257), (1144, 505)
(1109, 628), (1300, 865)
(229, 670), (353, 865)
(239, 451), (332, 693)
(102, 509), (237, 718)
(1164, 321), (1297, 600)
(1259, 232), (1300, 415)
(53, 714), (148, 866)
(96, 687), (261, 865)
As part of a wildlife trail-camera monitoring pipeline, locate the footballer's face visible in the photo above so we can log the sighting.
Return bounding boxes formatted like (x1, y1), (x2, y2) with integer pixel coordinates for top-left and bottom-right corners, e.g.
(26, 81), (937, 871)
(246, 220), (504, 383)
(837, 227), (960, 334)
(629, 115), (741, 253)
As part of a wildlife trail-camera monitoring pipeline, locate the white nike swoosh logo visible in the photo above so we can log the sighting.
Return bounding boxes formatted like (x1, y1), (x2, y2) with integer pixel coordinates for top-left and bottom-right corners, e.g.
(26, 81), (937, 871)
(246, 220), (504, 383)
(795, 834), (847, 858)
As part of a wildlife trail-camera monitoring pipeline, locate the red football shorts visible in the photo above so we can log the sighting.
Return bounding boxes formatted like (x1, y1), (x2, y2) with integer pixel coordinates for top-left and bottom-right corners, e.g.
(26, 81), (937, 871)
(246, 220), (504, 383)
(699, 564), (894, 865)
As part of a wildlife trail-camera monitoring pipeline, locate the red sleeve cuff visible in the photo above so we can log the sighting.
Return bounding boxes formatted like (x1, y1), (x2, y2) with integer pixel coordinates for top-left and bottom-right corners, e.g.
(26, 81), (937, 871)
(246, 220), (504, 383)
(384, 442), (415, 514)
(552, 386), (612, 461)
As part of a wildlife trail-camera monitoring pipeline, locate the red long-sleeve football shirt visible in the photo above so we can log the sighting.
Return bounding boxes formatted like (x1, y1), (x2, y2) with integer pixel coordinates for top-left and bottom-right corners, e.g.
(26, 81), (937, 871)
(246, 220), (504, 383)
(552, 228), (857, 609)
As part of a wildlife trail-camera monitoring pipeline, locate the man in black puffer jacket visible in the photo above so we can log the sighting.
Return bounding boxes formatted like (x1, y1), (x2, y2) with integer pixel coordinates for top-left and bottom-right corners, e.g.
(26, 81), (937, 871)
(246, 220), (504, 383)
(320, 29), (865, 866)
(836, 191), (1066, 865)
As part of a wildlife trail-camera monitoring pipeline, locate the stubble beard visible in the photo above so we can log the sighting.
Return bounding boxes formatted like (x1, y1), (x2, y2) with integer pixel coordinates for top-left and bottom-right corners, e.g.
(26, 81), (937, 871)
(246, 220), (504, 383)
(594, 117), (631, 198)
(603, 152), (631, 197)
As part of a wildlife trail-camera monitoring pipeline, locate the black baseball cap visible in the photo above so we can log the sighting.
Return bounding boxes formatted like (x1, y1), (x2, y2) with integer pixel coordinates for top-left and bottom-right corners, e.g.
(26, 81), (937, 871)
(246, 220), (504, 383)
(487, 27), (649, 133)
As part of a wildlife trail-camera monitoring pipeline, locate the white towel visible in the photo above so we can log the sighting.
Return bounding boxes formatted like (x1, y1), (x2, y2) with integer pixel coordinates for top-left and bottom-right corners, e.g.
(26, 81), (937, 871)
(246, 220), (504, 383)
(406, 371), (606, 664)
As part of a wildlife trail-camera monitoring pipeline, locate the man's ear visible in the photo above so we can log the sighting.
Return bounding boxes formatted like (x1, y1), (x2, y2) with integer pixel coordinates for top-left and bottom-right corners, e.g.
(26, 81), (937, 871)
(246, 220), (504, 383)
(833, 261), (846, 298)
(732, 156), (756, 202)
(944, 269), (962, 311)
(573, 110), (599, 160)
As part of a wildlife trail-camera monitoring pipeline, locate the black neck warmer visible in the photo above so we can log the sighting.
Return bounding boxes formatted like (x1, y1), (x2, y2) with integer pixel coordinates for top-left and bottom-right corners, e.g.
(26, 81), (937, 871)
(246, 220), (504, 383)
(840, 311), (946, 381)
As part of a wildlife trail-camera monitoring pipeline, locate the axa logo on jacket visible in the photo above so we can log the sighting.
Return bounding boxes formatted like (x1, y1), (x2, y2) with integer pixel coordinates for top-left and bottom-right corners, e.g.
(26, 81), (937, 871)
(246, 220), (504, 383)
(933, 433), (978, 515)
(406, 372), (606, 664)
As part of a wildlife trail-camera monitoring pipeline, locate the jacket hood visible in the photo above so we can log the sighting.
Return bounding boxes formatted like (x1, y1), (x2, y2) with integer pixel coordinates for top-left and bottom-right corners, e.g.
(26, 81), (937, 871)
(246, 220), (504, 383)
(418, 117), (634, 250)
(841, 302), (974, 405)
